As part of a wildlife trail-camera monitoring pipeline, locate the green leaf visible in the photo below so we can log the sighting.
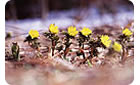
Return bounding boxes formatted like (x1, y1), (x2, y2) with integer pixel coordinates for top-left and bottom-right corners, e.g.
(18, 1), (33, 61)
(87, 59), (92, 67)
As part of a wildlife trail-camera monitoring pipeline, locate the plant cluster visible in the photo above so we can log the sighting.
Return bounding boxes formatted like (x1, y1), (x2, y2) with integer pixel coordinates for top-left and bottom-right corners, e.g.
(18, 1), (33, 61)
(8, 24), (133, 67)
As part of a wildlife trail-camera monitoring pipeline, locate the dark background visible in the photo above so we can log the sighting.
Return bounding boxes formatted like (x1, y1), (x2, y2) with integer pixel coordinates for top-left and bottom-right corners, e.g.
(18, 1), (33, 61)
(5, 0), (133, 20)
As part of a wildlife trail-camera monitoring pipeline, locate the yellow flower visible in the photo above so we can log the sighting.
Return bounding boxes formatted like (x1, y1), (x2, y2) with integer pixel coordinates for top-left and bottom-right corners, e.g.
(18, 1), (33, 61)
(100, 35), (111, 48)
(29, 29), (39, 39)
(49, 24), (59, 34)
(122, 28), (133, 36)
(112, 42), (122, 52)
(81, 27), (92, 36)
(68, 26), (78, 36)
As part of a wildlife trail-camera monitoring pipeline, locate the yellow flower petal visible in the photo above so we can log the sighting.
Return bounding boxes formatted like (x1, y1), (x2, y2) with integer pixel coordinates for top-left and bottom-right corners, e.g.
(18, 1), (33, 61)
(29, 29), (39, 39)
(68, 26), (78, 36)
(122, 28), (133, 36)
(49, 24), (59, 34)
(112, 42), (122, 52)
(81, 27), (92, 36)
(100, 35), (111, 48)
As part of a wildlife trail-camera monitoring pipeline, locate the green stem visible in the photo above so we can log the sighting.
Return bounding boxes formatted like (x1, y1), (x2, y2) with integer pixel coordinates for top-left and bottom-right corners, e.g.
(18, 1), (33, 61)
(52, 40), (55, 56)
(64, 37), (70, 59)
(82, 43), (84, 49)
(80, 48), (85, 59)
(87, 59), (92, 67)
(90, 47), (94, 58)
(64, 47), (70, 59)
(120, 42), (126, 62)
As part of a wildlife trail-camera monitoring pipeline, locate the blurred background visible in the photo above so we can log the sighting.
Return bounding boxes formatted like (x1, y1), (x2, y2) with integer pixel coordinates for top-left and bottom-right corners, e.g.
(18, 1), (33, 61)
(5, 1), (134, 85)
(5, 0), (134, 31)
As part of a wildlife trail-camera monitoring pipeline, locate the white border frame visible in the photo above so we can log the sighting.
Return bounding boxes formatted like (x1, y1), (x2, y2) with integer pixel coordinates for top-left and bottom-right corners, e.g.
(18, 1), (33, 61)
(0, 0), (9, 85)
(0, 0), (139, 85)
